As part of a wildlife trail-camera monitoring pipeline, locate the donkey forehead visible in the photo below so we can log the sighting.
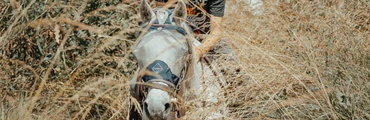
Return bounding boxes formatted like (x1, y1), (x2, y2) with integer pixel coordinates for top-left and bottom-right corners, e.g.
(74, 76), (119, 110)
(153, 8), (172, 16)
(135, 31), (188, 53)
(153, 8), (175, 25)
(132, 31), (188, 68)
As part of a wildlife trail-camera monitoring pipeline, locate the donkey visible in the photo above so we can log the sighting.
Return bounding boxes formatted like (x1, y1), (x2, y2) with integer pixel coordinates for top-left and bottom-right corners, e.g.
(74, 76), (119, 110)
(129, 0), (224, 119)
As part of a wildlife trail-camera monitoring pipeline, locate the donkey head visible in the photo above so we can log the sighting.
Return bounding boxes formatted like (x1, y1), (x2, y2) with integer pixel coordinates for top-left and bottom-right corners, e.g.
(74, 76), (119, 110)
(136, 0), (188, 119)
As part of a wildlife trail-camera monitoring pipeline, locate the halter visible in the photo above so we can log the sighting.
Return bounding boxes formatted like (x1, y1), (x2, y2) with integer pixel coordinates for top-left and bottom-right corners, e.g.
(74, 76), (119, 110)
(139, 8), (187, 36)
(131, 7), (193, 117)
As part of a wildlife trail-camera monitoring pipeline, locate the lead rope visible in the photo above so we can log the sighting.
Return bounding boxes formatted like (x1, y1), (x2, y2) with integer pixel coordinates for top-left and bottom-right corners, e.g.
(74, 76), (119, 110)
(175, 22), (195, 118)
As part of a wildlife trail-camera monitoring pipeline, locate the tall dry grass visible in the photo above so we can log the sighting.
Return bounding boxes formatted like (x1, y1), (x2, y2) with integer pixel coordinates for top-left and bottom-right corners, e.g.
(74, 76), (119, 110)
(1, 0), (137, 119)
(0, 0), (369, 120)
(222, 0), (370, 119)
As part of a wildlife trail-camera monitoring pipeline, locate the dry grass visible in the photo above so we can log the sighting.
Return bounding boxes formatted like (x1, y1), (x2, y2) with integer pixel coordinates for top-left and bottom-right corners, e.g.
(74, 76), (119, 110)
(223, 0), (370, 119)
(0, 0), (369, 120)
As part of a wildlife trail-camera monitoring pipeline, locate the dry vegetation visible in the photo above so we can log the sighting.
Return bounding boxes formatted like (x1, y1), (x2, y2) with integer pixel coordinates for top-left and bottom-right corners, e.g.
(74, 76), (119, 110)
(0, 0), (369, 120)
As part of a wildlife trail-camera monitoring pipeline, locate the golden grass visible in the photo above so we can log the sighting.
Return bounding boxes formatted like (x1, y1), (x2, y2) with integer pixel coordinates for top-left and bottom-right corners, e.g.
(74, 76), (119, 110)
(0, 0), (369, 119)
(222, 0), (370, 119)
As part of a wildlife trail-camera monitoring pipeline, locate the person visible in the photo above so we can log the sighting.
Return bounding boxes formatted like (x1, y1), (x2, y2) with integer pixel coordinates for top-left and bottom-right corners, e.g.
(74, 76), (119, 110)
(154, 0), (225, 59)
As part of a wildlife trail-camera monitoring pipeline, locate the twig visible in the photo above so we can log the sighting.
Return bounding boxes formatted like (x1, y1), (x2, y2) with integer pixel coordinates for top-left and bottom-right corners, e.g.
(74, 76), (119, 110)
(0, 0), (37, 47)
(25, 28), (73, 118)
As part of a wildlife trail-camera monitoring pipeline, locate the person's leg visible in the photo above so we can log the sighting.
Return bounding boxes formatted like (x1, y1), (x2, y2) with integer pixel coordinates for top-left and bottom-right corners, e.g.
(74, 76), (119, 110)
(186, 0), (211, 42)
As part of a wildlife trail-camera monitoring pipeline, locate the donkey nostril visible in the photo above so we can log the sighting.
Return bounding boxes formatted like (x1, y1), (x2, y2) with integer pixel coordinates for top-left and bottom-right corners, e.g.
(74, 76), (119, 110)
(164, 103), (171, 111)
(144, 102), (150, 116)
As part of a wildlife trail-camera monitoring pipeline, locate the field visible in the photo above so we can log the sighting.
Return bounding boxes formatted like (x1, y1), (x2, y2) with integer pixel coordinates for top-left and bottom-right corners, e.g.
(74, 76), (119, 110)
(1, 0), (369, 119)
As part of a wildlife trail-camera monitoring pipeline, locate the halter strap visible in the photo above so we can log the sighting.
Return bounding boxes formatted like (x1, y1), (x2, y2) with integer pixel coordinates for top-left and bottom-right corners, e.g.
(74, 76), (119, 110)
(140, 8), (187, 36)
(141, 24), (187, 36)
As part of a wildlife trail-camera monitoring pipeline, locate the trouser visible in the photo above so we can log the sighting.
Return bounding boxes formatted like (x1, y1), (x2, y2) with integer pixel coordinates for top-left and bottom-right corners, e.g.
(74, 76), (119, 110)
(186, 0), (211, 34)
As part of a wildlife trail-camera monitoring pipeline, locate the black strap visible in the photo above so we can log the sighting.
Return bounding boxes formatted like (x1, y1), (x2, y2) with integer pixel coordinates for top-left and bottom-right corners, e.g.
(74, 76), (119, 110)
(140, 8), (187, 35)
(142, 60), (180, 86)
(141, 24), (187, 36)
(156, 0), (168, 2)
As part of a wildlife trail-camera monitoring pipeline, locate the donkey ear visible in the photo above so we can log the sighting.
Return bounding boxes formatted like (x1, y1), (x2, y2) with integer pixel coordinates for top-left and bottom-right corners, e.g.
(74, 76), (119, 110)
(140, 0), (155, 23)
(173, 0), (187, 24)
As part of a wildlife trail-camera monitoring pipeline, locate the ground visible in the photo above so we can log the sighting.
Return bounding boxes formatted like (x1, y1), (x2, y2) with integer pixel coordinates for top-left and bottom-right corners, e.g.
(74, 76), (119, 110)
(0, 0), (369, 119)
